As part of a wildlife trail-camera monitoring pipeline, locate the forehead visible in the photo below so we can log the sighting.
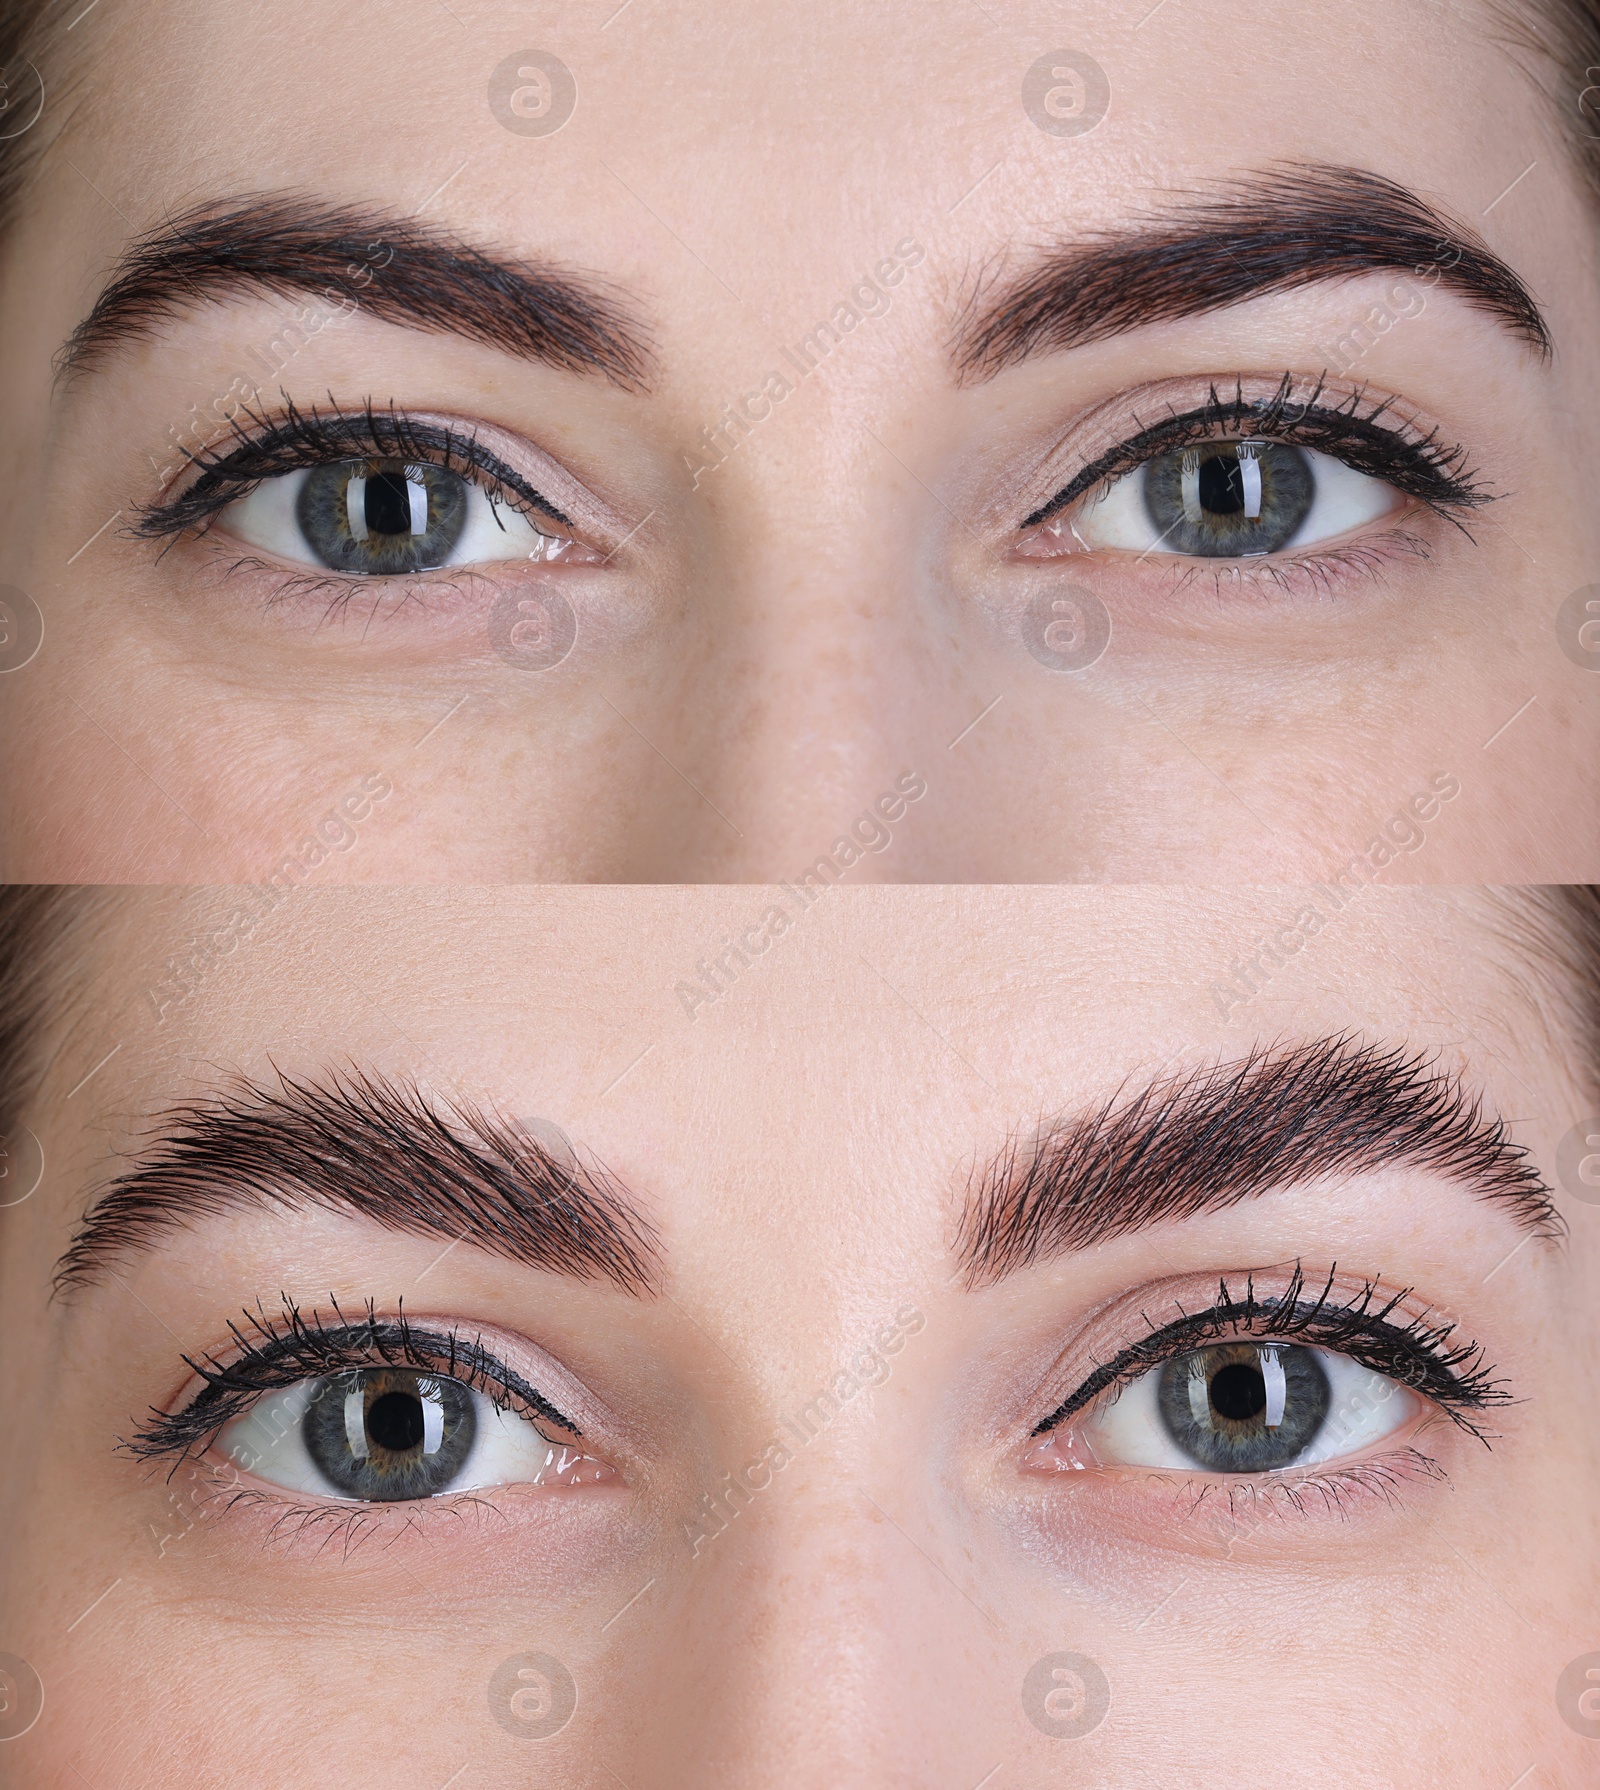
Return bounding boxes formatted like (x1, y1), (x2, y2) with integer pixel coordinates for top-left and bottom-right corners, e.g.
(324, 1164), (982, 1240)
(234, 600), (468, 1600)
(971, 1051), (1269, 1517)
(32, 1), (1554, 342)
(68, 886), (1546, 1123)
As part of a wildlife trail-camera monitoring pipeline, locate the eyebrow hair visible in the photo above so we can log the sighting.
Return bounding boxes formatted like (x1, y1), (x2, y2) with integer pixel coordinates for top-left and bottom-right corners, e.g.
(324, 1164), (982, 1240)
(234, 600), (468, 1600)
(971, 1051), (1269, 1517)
(57, 192), (655, 389)
(957, 1035), (1560, 1286)
(953, 163), (1550, 382)
(53, 1069), (662, 1297)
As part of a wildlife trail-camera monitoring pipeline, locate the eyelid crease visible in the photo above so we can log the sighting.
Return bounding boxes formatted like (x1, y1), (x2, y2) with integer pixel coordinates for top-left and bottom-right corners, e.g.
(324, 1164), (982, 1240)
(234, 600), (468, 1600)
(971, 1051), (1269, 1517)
(1030, 1262), (1509, 1438)
(1018, 373), (1490, 531)
(130, 394), (577, 542)
(123, 1294), (582, 1473)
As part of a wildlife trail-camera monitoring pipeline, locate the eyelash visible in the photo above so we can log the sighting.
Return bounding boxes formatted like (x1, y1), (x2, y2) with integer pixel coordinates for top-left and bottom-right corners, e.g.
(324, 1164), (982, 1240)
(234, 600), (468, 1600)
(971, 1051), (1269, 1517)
(124, 1296), (579, 1474)
(130, 397), (574, 547)
(1034, 1263), (1509, 1443)
(1020, 373), (1492, 533)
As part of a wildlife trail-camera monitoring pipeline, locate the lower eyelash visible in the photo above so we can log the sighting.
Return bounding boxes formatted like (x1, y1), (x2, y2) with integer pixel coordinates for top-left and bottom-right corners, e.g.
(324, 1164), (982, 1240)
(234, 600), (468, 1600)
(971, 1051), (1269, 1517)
(217, 1485), (512, 1560)
(1156, 525), (1434, 602)
(211, 549), (495, 624)
(1172, 1447), (1450, 1532)
(147, 1455), (521, 1561)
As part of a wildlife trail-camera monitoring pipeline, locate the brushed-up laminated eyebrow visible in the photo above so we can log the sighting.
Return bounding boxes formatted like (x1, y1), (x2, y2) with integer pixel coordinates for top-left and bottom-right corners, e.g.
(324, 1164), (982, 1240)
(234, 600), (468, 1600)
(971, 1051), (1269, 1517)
(958, 1034), (1559, 1288)
(54, 1067), (664, 1298)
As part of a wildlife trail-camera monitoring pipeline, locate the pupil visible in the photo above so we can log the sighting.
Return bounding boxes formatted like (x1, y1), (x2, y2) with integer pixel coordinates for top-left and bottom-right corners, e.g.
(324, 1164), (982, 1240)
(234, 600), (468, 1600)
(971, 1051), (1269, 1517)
(367, 1388), (426, 1454)
(364, 470), (418, 537)
(1210, 1360), (1267, 1423)
(1197, 452), (1245, 515)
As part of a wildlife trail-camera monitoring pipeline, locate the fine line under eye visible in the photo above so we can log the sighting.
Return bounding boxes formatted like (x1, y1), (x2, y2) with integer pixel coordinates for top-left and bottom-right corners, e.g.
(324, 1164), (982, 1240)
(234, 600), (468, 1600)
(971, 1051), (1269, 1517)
(1031, 1263), (1510, 1438)
(1020, 373), (1491, 531)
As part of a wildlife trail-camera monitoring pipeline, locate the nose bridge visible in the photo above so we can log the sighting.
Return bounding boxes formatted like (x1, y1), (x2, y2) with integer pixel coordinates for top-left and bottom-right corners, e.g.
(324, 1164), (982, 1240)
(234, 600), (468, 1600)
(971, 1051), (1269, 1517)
(634, 1428), (1010, 1790)
(681, 362), (960, 877)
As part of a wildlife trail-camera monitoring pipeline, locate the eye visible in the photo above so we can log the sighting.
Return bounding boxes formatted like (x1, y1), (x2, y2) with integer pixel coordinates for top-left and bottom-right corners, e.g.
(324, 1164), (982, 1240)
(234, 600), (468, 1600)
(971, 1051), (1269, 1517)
(1065, 1340), (1421, 1474)
(218, 1366), (603, 1501)
(218, 457), (568, 576)
(1066, 440), (1402, 558)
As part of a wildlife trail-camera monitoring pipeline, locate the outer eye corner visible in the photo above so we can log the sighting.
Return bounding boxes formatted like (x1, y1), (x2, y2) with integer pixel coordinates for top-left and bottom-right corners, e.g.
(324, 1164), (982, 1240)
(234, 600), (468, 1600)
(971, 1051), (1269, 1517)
(1023, 1423), (1102, 1475)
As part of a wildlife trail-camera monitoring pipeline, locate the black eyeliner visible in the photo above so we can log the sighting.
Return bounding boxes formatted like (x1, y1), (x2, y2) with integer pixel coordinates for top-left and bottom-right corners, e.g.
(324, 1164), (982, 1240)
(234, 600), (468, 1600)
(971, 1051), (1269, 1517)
(125, 1295), (580, 1470)
(131, 396), (574, 541)
(1020, 374), (1492, 530)
(1032, 1263), (1509, 1437)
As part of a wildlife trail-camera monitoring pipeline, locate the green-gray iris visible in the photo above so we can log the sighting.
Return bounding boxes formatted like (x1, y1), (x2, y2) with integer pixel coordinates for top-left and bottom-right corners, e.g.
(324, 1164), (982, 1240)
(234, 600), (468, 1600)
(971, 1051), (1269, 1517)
(294, 457), (469, 574)
(1142, 440), (1314, 556)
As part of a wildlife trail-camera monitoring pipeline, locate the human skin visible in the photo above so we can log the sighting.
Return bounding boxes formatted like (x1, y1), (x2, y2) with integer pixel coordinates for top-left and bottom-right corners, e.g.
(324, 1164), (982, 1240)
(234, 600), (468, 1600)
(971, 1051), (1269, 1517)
(0, 0), (1597, 881)
(0, 886), (1596, 1788)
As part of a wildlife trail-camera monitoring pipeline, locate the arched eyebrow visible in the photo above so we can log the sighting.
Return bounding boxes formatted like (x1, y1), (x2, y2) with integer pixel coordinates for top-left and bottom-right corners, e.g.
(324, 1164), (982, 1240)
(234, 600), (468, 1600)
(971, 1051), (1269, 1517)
(52, 1067), (663, 1298)
(56, 191), (657, 390)
(957, 1034), (1560, 1286)
(951, 162), (1550, 381)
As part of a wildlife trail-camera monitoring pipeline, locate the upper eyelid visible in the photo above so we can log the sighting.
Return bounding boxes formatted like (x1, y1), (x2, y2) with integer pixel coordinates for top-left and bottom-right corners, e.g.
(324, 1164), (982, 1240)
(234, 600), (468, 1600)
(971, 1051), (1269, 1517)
(133, 407), (577, 535)
(135, 1315), (582, 1459)
(1018, 380), (1485, 530)
(1024, 411), (1459, 530)
(1032, 1288), (1504, 1437)
(223, 1322), (581, 1431)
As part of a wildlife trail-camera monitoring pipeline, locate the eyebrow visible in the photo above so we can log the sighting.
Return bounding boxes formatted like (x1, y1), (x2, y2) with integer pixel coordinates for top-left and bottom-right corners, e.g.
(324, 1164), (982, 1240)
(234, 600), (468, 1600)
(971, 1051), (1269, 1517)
(57, 192), (655, 389)
(958, 1035), (1559, 1285)
(953, 163), (1550, 381)
(53, 1069), (662, 1297)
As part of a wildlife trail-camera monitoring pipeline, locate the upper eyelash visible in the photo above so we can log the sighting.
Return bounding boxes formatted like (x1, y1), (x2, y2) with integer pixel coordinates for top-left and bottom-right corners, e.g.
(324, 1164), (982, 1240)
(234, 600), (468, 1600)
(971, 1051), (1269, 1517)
(1020, 373), (1493, 530)
(1032, 1262), (1510, 1439)
(124, 1294), (580, 1471)
(130, 396), (575, 544)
